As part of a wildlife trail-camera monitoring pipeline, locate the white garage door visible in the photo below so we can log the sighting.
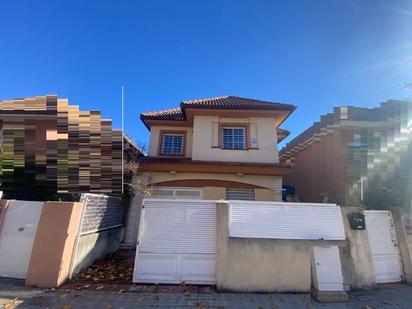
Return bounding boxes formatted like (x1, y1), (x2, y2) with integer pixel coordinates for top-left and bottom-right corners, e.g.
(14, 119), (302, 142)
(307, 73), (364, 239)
(0, 200), (43, 279)
(365, 210), (403, 283)
(133, 198), (216, 284)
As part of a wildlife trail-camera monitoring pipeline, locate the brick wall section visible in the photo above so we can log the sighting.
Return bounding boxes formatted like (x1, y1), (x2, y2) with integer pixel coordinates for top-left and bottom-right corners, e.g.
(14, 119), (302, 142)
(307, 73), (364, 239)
(80, 194), (124, 234)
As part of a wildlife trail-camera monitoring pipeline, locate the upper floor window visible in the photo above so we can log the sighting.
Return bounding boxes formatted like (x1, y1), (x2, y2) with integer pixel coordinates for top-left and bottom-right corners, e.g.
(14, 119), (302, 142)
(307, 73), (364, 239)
(160, 132), (185, 155)
(221, 126), (247, 150)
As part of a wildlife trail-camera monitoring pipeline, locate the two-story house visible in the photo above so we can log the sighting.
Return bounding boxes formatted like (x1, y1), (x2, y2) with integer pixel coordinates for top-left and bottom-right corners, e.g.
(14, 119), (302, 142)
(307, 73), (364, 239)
(137, 96), (295, 201)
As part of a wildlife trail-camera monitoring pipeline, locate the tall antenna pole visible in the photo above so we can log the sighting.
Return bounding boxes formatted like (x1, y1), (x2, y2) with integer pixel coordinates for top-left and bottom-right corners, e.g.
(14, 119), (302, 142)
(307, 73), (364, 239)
(121, 85), (124, 195)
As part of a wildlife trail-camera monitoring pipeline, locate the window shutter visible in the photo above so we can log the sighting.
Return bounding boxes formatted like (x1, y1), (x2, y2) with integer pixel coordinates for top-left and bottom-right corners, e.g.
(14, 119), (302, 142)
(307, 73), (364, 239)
(226, 188), (255, 200)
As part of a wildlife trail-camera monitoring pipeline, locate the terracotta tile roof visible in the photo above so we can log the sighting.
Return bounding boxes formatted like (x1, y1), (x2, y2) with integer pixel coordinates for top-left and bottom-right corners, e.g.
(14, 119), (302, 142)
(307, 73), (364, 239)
(277, 128), (291, 143)
(181, 96), (295, 110)
(140, 107), (184, 120)
(140, 96), (296, 121)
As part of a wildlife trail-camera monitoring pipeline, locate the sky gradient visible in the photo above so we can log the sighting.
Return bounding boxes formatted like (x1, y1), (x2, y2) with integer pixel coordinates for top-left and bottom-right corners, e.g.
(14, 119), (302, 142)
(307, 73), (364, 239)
(1, 0), (411, 148)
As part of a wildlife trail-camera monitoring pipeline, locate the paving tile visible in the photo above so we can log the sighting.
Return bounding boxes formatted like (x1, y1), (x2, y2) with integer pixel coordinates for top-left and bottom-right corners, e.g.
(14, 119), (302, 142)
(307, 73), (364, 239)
(3, 279), (412, 309)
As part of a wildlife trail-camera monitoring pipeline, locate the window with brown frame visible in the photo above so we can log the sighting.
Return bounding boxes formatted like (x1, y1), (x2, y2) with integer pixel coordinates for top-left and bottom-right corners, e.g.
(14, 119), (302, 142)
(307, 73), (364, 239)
(159, 131), (185, 156)
(220, 126), (247, 150)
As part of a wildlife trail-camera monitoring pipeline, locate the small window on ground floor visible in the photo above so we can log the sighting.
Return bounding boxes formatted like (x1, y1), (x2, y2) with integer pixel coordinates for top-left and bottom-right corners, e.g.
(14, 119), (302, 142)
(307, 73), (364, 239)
(226, 188), (255, 200)
(149, 187), (203, 199)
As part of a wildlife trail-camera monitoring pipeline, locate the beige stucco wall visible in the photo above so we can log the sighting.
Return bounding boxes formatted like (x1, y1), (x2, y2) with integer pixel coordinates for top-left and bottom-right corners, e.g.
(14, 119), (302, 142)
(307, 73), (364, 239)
(203, 187), (226, 200)
(148, 125), (193, 157)
(254, 188), (279, 201)
(191, 116), (279, 163)
(339, 207), (376, 290)
(216, 202), (311, 292)
(149, 171), (282, 191)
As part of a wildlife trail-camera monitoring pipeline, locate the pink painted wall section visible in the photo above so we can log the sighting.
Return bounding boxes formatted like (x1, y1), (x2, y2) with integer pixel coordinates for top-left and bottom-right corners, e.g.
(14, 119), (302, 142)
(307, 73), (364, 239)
(25, 202), (83, 288)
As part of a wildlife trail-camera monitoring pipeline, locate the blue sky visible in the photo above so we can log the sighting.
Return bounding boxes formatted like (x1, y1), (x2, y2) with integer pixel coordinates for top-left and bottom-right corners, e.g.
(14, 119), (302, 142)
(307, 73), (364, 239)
(1, 0), (411, 148)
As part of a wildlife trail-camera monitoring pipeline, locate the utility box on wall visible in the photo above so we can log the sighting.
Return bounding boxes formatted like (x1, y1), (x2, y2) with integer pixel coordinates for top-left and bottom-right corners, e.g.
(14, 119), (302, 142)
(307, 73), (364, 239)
(312, 246), (344, 292)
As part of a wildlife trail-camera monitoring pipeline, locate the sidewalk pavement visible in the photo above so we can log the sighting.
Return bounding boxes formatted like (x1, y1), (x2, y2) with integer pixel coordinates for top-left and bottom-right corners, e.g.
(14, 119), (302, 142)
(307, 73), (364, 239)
(1, 279), (412, 308)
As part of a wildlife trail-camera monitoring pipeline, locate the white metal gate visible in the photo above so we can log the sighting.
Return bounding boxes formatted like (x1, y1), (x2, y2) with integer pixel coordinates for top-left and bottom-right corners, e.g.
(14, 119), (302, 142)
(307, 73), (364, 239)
(0, 200), (43, 279)
(365, 210), (403, 283)
(133, 199), (216, 284)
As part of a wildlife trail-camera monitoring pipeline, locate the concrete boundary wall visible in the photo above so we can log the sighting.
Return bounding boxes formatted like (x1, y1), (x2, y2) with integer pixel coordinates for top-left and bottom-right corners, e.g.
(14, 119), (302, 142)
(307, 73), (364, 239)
(216, 202), (312, 292)
(71, 227), (123, 275)
(123, 194), (144, 247)
(339, 207), (412, 289)
(130, 198), (412, 292)
(70, 194), (125, 276)
(339, 207), (376, 290)
(393, 208), (412, 283)
(0, 195), (125, 288)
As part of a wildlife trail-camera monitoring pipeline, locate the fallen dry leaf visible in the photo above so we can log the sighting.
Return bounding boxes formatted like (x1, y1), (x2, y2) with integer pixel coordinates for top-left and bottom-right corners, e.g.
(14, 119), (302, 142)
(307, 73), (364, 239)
(61, 305), (72, 309)
(2, 298), (21, 309)
(118, 289), (126, 294)
(72, 250), (135, 284)
(59, 293), (69, 299)
(95, 285), (104, 290)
